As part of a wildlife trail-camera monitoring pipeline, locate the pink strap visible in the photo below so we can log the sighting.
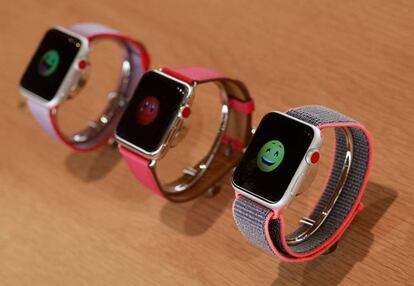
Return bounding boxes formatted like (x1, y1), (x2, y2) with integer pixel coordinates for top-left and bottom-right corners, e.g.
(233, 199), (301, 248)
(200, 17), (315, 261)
(162, 67), (255, 114)
(119, 67), (254, 198)
(228, 98), (255, 114)
(222, 135), (245, 152)
(119, 146), (163, 197)
(162, 67), (224, 84)
(27, 23), (149, 152)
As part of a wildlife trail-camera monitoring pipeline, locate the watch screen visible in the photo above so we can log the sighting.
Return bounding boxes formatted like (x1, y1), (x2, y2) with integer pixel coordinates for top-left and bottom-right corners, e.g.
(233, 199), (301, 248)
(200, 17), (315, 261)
(233, 112), (315, 203)
(20, 28), (82, 102)
(116, 71), (189, 153)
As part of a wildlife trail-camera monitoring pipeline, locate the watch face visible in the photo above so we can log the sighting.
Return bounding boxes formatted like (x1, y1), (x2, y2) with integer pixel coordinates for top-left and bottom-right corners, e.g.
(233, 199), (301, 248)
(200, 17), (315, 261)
(233, 112), (315, 204)
(20, 28), (82, 102)
(116, 71), (190, 153)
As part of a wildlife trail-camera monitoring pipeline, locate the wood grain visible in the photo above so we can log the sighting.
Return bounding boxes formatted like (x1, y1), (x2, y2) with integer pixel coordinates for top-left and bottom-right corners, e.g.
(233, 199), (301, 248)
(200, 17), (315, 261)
(1, 0), (413, 285)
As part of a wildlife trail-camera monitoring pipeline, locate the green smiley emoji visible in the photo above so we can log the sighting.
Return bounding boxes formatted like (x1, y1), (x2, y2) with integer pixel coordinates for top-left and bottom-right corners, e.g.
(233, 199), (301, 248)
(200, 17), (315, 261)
(38, 49), (60, 77)
(257, 140), (285, 172)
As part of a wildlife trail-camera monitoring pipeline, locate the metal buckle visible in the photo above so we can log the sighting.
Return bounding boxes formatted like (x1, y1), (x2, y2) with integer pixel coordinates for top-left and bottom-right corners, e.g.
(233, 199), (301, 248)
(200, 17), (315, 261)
(162, 82), (230, 195)
(69, 90), (128, 144)
(286, 127), (354, 246)
(166, 113), (228, 193)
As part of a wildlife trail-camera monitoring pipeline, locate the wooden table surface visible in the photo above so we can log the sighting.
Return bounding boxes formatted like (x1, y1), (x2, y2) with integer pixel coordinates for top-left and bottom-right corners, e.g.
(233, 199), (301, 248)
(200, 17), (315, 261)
(1, 1), (413, 285)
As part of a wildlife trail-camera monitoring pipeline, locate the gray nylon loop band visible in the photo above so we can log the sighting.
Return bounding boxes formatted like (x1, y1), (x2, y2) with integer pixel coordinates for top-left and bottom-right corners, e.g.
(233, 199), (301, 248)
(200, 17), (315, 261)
(233, 196), (274, 254)
(233, 105), (371, 259)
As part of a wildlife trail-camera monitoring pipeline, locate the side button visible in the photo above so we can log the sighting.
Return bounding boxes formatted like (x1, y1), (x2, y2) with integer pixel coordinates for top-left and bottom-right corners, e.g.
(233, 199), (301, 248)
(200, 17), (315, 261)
(306, 149), (320, 165)
(179, 105), (191, 119)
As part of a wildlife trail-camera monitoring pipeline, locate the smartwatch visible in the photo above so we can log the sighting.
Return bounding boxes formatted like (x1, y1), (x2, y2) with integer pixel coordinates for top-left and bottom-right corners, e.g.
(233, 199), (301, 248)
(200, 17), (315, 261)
(19, 23), (149, 152)
(232, 105), (373, 262)
(115, 67), (255, 202)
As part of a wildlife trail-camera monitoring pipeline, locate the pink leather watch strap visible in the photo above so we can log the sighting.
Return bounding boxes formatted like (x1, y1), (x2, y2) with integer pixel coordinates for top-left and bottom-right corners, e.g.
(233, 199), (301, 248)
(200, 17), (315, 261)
(27, 23), (149, 152)
(162, 67), (255, 115)
(120, 67), (254, 201)
(119, 146), (163, 197)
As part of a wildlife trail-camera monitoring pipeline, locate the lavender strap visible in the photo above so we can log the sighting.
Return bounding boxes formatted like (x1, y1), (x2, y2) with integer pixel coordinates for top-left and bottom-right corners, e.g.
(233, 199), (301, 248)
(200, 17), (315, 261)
(27, 23), (144, 150)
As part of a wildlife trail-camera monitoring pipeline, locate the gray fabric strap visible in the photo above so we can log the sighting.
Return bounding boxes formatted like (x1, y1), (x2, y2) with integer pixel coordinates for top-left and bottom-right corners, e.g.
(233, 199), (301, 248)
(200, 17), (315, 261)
(233, 105), (372, 260)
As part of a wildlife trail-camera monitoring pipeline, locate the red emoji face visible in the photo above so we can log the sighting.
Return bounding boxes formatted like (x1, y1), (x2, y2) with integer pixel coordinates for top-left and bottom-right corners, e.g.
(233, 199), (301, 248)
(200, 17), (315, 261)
(136, 96), (159, 126)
